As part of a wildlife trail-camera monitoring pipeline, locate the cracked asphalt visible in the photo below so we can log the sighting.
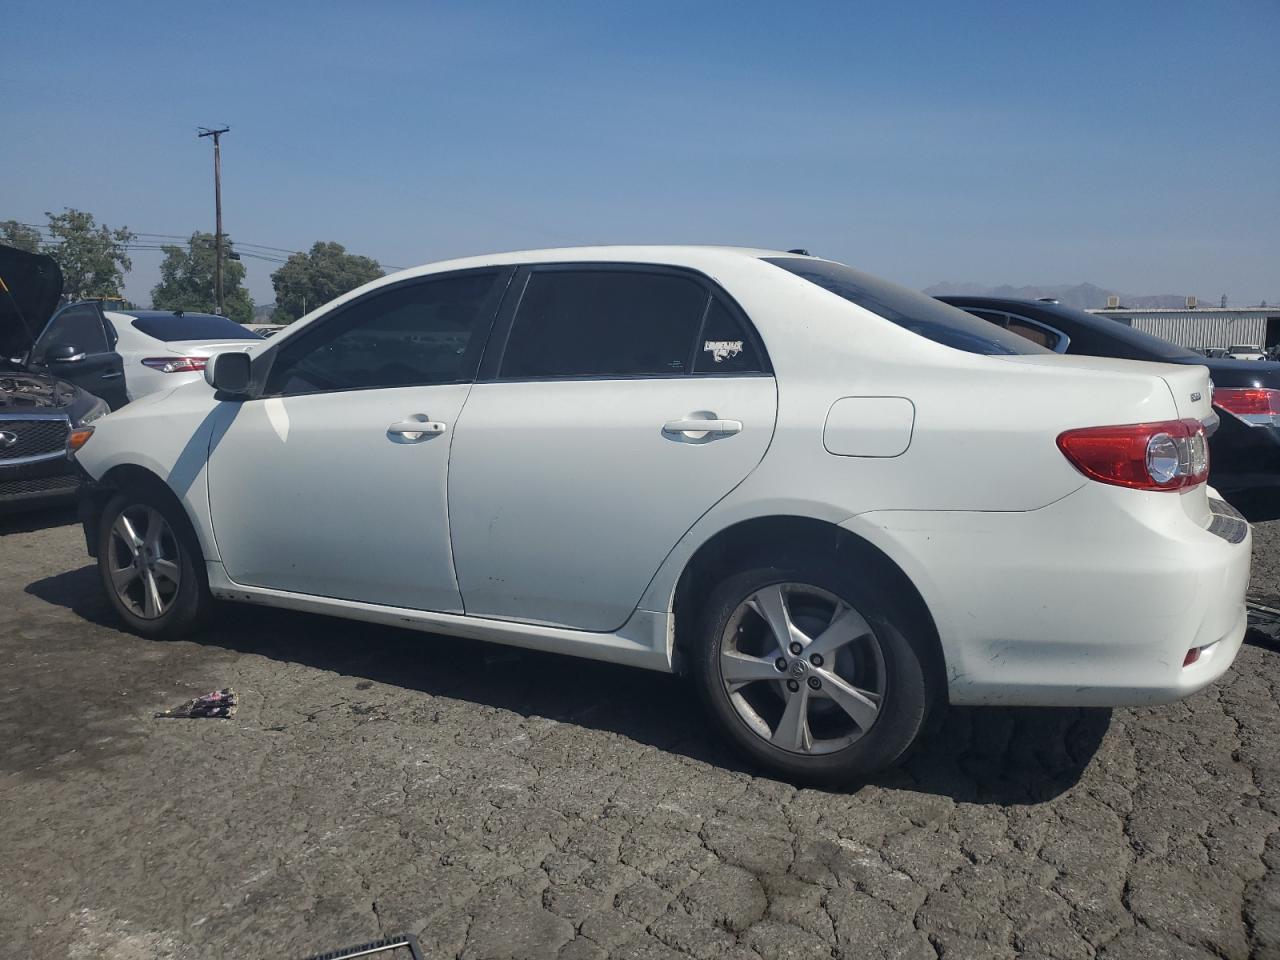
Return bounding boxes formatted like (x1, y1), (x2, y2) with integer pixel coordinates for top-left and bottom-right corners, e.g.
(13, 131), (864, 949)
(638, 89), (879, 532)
(1, 507), (1278, 960)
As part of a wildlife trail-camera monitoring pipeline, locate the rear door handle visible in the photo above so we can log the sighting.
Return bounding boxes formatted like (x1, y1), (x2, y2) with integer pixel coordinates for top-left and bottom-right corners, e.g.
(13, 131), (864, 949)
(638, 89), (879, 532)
(100, 371), (122, 380)
(663, 418), (742, 435)
(388, 417), (447, 441)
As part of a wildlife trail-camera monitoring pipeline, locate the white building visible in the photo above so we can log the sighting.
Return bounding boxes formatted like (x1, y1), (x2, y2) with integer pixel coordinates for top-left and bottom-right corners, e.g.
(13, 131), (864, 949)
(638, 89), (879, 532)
(1089, 302), (1280, 352)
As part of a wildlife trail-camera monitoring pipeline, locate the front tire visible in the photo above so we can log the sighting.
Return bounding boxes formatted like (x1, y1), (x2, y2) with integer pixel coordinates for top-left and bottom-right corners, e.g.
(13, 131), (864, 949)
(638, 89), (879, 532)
(692, 560), (932, 786)
(97, 489), (211, 639)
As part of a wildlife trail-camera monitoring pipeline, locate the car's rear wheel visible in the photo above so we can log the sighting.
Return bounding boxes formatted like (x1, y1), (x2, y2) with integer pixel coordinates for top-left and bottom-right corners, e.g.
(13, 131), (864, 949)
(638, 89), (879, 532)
(97, 489), (211, 638)
(693, 561), (931, 785)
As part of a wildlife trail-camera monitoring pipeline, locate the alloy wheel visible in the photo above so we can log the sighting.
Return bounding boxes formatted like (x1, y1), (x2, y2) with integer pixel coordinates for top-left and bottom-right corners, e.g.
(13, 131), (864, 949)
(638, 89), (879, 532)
(718, 582), (886, 755)
(107, 505), (182, 620)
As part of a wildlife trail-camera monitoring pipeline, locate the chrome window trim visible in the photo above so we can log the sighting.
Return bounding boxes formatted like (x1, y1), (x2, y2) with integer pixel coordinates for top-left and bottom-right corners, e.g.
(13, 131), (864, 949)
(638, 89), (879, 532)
(968, 308), (1071, 354)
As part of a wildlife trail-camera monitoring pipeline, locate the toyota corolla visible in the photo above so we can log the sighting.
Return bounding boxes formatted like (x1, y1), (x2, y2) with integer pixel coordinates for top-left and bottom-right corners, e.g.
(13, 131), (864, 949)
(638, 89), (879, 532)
(70, 247), (1250, 784)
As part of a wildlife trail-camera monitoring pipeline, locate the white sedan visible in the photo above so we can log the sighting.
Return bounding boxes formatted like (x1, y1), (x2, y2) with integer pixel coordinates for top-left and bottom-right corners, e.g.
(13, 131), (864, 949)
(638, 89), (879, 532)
(70, 246), (1250, 783)
(104, 310), (262, 401)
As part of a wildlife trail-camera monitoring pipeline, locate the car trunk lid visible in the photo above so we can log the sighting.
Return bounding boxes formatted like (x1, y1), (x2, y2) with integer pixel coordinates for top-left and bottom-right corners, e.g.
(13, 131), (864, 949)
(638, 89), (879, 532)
(1000, 353), (1216, 525)
(161, 339), (259, 357)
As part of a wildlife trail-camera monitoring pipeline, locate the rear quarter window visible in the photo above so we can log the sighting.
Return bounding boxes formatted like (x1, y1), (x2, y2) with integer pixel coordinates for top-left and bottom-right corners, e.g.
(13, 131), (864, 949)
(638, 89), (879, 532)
(764, 258), (1049, 356)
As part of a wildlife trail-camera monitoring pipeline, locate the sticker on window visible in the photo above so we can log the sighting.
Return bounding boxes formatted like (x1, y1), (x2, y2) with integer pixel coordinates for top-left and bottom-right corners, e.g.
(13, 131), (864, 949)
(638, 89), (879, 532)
(704, 340), (743, 363)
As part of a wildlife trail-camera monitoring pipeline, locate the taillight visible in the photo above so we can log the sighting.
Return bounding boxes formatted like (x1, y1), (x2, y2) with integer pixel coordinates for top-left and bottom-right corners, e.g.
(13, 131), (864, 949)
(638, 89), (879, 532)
(141, 356), (208, 373)
(1057, 419), (1209, 491)
(1213, 387), (1280, 427)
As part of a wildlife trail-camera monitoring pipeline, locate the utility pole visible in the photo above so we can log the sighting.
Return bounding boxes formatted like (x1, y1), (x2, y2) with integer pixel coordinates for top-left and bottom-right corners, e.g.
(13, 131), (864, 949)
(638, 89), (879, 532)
(197, 126), (230, 316)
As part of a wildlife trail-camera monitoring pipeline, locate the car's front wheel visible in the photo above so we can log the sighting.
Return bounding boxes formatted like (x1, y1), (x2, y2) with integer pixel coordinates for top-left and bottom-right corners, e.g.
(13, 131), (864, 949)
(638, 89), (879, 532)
(693, 561), (932, 785)
(97, 489), (211, 638)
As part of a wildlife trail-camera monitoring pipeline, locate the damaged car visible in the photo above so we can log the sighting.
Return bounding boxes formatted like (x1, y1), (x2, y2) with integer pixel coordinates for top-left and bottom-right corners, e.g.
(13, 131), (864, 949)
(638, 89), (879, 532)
(0, 245), (109, 510)
(71, 247), (1250, 784)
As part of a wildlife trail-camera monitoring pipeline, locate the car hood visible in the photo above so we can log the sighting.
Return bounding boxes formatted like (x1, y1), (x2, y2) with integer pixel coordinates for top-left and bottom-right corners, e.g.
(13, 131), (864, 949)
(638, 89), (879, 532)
(0, 370), (79, 411)
(0, 244), (63, 357)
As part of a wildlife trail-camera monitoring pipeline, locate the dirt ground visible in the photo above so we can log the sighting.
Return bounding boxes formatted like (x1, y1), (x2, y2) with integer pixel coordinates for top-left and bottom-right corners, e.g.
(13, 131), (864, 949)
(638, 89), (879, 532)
(0, 506), (1277, 959)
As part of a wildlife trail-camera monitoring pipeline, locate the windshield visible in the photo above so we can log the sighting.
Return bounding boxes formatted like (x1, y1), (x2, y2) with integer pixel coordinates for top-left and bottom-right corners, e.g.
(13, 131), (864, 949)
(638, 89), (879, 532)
(764, 257), (1049, 356)
(130, 314), (262, 342)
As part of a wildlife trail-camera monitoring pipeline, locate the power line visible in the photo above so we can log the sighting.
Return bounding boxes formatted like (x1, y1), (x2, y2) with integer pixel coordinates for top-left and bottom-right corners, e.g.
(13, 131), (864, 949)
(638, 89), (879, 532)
(5, 218), (405, 270)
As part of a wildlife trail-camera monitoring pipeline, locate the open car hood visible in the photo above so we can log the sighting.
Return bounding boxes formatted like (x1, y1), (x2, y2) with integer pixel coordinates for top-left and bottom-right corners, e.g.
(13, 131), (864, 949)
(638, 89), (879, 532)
(0, 244), (63, 357)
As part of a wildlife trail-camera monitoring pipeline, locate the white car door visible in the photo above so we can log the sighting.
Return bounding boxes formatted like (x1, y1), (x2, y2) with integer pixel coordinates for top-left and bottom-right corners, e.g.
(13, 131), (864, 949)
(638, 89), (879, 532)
(206, 268), (511, 610)
(448, 266), (778, 632)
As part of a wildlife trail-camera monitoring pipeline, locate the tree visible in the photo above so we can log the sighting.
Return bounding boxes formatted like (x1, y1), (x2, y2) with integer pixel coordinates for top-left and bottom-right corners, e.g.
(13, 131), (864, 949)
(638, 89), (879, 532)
(150, 232), (254, 323)
(270, 241), (384, 323)
(0, 220), (41, 252)
(41, 209), (135, 301)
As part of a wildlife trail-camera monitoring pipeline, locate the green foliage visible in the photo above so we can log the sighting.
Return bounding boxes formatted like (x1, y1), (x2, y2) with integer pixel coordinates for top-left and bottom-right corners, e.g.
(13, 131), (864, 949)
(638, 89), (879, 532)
(0, 220), (42, 252)
(150, 232), (254, 323)
(41, 209), (136, 301)
(270, 241), (383, 323)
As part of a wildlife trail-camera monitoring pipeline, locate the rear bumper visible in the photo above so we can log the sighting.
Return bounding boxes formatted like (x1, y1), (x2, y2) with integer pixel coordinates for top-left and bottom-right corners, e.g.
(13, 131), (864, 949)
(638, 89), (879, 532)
(1209, 418), (1280, 495)
(844, 486), (1251, 707)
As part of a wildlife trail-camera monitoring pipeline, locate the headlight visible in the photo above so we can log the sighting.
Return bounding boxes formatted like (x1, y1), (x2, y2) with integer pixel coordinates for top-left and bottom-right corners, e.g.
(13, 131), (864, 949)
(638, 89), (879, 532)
(77, 397), (110, 425)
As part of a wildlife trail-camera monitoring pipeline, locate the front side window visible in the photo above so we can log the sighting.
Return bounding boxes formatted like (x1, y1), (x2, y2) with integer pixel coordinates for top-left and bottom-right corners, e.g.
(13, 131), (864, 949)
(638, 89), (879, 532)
(500, 270), (710, 379)
(39, 304), (109, 356)
(265, 271), (503, 396)
(764, 257), (1049, 356)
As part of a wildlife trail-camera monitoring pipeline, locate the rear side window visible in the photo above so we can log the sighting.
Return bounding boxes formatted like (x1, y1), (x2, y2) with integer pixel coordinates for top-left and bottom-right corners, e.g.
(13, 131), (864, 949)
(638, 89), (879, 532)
(500, 270), (709, 379)
(131, 314), (261, 342)
(764, 258), (1049, 356)
(965, 308), (1066, 352)
(1005, 317), (1062, 351)
(694, 298), (766, 374)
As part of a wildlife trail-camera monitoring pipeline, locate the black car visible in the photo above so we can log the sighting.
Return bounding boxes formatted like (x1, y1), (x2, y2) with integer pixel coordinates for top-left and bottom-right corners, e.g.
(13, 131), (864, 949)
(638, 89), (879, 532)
(939, 296), (1280, 520)
(0, 245), (110, 510)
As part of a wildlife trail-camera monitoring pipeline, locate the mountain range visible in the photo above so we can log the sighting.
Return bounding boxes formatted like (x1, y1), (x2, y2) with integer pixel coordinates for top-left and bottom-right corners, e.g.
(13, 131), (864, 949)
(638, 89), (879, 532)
(922, 282), (1208, 310)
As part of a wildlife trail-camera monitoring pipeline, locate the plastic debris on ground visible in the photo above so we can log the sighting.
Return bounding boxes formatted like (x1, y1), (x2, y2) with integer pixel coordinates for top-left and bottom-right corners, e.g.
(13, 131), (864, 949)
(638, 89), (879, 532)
(153, 688), (238, 719)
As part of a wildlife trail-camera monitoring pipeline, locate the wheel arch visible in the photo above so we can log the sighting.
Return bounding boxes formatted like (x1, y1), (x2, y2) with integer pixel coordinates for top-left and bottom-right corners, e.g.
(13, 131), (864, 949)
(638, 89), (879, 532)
(83, 463), (206, 561)
(669, 514), (947, 701)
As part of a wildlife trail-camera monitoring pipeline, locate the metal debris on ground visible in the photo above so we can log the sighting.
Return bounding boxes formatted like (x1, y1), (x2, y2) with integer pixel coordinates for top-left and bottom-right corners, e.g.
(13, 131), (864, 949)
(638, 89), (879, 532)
(1246, 597), (1280, 641)
(153, 688), (238, 719)
(297, 933), (424, 960)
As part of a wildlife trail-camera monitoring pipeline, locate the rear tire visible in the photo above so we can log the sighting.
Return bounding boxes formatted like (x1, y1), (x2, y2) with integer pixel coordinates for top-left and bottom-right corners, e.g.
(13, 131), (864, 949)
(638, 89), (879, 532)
(97, 488), (211, 639)
(692, 559), (931, 786)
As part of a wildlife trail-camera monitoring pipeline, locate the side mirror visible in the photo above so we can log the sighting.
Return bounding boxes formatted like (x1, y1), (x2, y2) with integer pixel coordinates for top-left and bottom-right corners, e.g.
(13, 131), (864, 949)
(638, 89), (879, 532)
(47, 344), (86, 363)
(205, 351), (253, 396)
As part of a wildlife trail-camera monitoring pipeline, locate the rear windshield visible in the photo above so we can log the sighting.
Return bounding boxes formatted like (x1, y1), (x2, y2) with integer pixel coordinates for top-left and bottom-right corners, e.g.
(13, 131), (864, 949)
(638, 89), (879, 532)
(1084, 317), (1202, 362)
(130, 314), (261, 342)
(764, 257), (1050, 356)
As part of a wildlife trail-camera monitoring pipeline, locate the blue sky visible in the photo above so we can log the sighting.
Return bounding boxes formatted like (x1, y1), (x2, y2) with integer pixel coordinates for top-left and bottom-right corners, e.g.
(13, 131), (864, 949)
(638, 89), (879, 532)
(3, 0), (1277, 305)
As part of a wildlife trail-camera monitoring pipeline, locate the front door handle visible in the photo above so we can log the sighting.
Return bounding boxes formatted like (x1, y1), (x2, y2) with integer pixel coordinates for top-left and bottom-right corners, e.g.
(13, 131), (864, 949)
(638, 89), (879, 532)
(388, 417), (447, 442)
(663, 417), (742, 436)
(100, 371), (123, 380)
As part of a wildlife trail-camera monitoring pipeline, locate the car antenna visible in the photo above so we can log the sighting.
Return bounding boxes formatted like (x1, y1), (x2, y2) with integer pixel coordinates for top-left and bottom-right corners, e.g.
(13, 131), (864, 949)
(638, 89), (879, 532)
(787, 248), (811, 256)
(174, 309), (183, 317)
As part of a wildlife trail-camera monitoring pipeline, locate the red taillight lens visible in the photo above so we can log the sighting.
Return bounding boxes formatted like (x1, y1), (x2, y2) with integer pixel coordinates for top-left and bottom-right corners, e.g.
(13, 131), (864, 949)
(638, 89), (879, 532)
(141, 356), (208, 373)
(1057, 419), (1209, 491)
(1213, 387), (1280, 427)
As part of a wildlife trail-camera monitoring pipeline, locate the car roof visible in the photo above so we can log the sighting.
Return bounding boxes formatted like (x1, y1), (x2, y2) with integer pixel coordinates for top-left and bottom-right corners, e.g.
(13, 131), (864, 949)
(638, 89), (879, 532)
(383, 245), (802, 279)
(274, 245), (812, 326)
